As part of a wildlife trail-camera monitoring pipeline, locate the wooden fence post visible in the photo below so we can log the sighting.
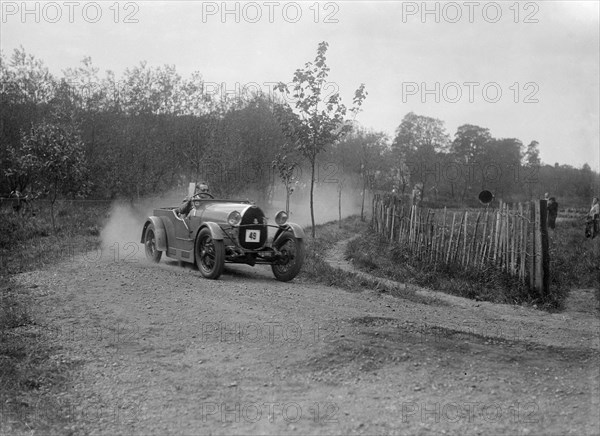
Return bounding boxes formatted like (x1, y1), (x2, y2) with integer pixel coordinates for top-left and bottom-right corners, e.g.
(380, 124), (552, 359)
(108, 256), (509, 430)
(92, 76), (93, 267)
(493, 203), (502, 265)
(438, 207), (447, 264)
(519, 203), (525, 283)
(390, 201), (396, 242)
(446, 213), (456, 263)
(479, 208), (489, 267)
(510, 204), (516, 275)
(454, 211), (466, 264)
(503, 203), (509, 271)
(461, 211), (468, 266)
(536, 199), (550, 295)
(534, 200), (542, 294)
(467, 211), (481, 268)
(529, 201), (536, 290)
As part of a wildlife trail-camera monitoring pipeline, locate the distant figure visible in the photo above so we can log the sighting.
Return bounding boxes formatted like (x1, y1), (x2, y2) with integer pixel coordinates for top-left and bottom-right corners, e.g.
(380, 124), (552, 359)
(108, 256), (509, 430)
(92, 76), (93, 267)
(546, 197), (558, 229)
(411, 183), (423, 208)
(544, 192), (549, 200)
(586, 197), (599, 239)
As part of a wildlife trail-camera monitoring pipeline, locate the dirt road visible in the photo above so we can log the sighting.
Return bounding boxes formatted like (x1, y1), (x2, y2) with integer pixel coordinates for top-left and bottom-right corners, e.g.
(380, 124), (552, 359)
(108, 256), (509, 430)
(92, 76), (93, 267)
(10, 239), (600, 435)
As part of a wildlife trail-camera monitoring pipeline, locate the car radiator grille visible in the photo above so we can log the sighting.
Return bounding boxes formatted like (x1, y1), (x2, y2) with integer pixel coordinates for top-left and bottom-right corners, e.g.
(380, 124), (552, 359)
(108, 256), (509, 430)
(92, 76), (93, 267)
(239, 206), (267, 250)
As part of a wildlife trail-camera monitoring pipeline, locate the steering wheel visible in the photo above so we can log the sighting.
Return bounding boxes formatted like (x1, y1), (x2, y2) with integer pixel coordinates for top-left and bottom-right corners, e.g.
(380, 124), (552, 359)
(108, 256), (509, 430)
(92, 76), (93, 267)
(194, 193), (214, 200)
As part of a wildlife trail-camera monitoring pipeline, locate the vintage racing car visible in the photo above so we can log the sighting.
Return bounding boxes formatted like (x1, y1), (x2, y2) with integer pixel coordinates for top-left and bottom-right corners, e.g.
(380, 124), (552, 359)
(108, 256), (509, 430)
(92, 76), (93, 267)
(140, 195), (305, 281)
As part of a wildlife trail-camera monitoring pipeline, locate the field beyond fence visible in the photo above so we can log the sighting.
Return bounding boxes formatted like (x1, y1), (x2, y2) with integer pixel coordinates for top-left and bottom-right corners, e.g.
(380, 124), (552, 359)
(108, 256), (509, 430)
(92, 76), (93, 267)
(372, 195), (551, 296)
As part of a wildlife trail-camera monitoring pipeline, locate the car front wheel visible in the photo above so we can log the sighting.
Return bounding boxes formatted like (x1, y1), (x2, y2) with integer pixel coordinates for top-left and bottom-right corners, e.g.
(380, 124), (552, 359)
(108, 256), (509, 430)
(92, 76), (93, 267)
(271, 231), (304, 282)
(195, 228), (225, 279)
(144, 224), (162, 263)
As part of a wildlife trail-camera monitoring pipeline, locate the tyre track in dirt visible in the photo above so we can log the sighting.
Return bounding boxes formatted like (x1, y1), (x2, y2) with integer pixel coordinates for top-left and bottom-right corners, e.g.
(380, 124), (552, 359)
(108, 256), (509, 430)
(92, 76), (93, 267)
(9, 242), (600, 435)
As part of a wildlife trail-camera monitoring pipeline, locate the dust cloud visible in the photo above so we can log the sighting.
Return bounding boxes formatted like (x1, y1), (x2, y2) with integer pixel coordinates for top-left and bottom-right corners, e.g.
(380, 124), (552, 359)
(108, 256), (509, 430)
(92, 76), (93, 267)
(99, 189), (185, 260)
(264, 182), (368, 227)
(99, 183), (369, 258)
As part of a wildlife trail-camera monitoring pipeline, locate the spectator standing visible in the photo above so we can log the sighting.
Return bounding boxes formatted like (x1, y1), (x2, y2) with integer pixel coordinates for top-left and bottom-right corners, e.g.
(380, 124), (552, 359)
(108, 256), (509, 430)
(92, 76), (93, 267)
(588, 197), (599, 238)
(547, 197), (558, 229)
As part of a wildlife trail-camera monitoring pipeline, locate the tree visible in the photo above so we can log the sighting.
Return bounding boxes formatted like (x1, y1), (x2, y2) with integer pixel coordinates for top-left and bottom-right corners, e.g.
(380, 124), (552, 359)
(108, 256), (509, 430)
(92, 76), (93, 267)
(332, 127), (388, 220)
(272, 102), (304, 214)
(6, 121), (89, 231)
(272, 151), (300, 214)
(217, 95), (286, 203)
(1, 48), (58, 194)
(392, 112), (449, 202)
(524, 140), (541, 166)
(448, 124), (492, 200)
(487, 138), (523, 200)
(276, 41), (367, 237)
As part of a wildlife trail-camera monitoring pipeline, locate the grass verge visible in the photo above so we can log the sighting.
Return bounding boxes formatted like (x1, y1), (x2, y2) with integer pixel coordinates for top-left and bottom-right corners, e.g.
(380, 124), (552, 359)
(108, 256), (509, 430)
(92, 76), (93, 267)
(1, 201), (108, 435)
(549, 216), (600, 306)
(301, 216), (445, 306)
(1, 201), (109, 275)
(1, 279), (84, 435)
(345, 215), (600, 311)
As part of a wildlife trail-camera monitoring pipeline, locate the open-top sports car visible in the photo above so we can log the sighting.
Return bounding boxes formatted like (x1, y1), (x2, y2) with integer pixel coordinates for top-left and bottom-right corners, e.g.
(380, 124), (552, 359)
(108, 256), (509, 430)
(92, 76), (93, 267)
(140, 195), (305, 281)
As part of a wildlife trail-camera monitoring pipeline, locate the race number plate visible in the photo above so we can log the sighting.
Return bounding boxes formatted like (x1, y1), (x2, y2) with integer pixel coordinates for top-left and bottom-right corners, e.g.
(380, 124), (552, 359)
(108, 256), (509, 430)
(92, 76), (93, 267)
(245, 230), (260, 243)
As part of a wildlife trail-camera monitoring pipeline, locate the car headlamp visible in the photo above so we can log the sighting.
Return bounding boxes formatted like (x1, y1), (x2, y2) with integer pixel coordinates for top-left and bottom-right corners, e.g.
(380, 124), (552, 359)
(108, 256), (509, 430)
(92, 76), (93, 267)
(275, 210), (288, 226)
(227, 210), (242, 226)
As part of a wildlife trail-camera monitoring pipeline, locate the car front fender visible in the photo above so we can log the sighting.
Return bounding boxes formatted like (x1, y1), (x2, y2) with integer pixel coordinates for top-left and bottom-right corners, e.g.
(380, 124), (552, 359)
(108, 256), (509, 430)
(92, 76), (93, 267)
(273, 222), (305, 244)
(199, 222), (225, 240)
(141, 216), (168, 251)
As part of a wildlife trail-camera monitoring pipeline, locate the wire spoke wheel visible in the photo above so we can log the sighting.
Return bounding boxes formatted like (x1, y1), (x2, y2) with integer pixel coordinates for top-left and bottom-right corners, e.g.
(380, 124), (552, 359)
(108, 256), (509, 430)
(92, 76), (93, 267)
(271, 231), (304, 282)
(144, 224), (162, 263)
(196, 228), (225, 279)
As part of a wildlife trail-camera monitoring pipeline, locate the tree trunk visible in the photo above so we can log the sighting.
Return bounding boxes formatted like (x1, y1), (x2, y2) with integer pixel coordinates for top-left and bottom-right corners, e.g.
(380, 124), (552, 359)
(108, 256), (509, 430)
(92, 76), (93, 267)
(50, 184), (58, 234)
(285, 179), (290, 214)
(338, 182), (342, 229)
(360, 177), (367, 221)
(310, 158), (316, 238)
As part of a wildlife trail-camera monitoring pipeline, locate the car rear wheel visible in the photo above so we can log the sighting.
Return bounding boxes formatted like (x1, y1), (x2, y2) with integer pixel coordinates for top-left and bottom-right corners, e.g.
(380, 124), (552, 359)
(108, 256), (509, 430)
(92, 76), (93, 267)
(271, 231), (304, 282)
(144, 224), (162, 263)
(195, 228), (225, 279)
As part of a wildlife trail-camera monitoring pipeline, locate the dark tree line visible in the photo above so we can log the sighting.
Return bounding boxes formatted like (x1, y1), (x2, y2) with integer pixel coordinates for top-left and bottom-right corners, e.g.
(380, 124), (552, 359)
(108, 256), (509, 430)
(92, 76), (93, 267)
(1, 47), (597, 213)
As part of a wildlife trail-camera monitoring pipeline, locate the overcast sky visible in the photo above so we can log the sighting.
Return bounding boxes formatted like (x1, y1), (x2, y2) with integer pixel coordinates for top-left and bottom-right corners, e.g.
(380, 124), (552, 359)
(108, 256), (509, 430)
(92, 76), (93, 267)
(1, 1), (599, 170)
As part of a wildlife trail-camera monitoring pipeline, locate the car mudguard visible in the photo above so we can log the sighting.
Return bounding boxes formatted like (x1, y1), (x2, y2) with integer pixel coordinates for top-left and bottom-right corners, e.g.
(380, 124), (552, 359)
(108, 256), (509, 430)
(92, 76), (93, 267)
(273, 222), (305, 244)
(141, 216), (168, 251)
(199, 222), (225, 240)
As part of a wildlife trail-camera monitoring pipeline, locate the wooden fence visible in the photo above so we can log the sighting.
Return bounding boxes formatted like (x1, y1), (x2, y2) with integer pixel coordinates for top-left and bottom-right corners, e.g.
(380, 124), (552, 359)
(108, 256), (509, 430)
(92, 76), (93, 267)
(371, 195), (550, 294)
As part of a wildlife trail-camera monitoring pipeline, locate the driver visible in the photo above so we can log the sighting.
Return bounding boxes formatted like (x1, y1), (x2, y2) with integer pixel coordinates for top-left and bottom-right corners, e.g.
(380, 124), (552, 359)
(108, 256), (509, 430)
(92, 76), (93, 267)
(196, 182), (212, 199)
(176, 182), (212, 217)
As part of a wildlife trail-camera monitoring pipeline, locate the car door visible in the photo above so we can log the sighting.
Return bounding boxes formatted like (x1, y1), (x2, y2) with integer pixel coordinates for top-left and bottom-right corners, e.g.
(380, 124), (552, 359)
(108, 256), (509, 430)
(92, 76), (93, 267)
(172, 212), (195, 261)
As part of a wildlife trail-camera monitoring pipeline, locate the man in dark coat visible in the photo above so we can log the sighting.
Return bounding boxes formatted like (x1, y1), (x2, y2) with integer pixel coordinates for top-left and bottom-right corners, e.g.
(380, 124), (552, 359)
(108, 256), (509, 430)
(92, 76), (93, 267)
(547, 197), (558, 229)
(586, 197), (599, 238)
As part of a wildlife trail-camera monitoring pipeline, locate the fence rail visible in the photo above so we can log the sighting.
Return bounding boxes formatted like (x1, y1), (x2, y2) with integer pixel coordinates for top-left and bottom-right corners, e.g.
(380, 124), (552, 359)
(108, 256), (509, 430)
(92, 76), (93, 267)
(371, 195), (550, 294)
